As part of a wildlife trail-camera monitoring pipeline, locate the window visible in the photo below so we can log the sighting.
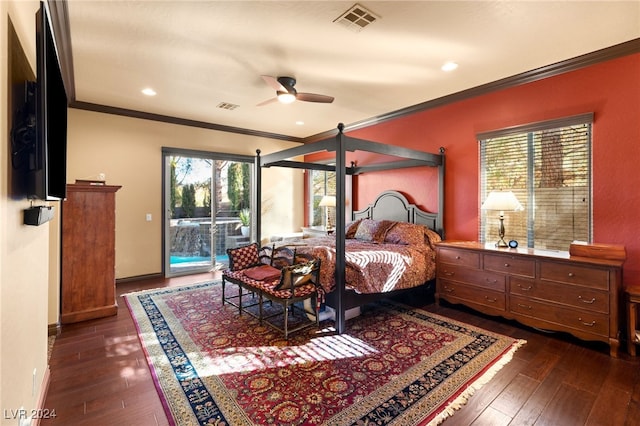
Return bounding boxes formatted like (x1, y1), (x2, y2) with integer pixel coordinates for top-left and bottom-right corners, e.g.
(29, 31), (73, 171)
(308, 168), (335, 229)
(479, 113), (593, 250)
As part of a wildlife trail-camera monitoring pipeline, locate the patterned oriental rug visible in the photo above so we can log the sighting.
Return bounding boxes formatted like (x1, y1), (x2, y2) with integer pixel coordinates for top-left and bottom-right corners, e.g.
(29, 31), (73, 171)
(124, 281), (525, 426)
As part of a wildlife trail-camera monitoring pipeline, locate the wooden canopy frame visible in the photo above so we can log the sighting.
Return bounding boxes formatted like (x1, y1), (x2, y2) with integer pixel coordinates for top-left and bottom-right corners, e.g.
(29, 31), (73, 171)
(255, 123), (445, 333)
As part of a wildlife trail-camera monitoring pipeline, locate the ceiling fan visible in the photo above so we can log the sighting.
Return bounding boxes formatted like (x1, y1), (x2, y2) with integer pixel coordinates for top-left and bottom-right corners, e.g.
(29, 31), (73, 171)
(258, 75), (334, 106)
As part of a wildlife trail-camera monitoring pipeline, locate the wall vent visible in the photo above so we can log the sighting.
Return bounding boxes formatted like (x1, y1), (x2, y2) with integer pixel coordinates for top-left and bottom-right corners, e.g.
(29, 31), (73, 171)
(334, 3), (379, 32)
(216, 102), (239, 110)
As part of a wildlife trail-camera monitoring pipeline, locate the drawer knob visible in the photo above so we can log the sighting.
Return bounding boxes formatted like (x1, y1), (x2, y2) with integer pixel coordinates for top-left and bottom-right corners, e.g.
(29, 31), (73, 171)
(504, 263), (510, 267)
(517, 303), (532, 310)
(443, 286), (455, 293)
(444, 271), (455, 277)
(578, 296), (596, 304)
(486, 278), (497, 284)
(568, 272), (575, 277)
(455, 255), (461, 260)
(518, 284), (533, 291)
(578, 318), (596, 327)
(485, 296), (497, 303)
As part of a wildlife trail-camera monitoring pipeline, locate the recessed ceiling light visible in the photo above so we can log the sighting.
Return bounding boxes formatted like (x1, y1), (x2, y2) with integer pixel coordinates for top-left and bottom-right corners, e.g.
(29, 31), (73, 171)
(296, 121), (305, 126)
(441, 62), (458, 72)
(141, 87), (157, 96)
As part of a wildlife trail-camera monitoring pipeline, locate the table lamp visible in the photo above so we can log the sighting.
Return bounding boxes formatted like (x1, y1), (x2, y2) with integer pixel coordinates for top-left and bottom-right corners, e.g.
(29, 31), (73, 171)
(481, 190), (523, 247)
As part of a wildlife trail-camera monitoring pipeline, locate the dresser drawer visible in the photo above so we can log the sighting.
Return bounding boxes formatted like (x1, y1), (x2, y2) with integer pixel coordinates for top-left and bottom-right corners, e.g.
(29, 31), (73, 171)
(438, 264), (505, 292)
(483, 253), (535, 278)
(510, 277), (609, 314)
(539, 261), (609, 290)
(510, 295), (609, 337)
(437, 248), (480, 269)
(439, 280), (506, 311)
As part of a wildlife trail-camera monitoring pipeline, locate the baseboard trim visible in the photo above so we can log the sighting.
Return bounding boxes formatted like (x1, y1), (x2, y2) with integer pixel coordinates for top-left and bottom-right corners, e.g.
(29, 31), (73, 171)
(31, 366), (51, 426)
(116, 272), (163, 284)
(47, 322), (60, 337)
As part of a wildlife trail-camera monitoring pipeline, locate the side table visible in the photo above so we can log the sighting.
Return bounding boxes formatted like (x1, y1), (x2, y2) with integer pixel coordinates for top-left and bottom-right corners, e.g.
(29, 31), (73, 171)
(626, 284), (640, 356)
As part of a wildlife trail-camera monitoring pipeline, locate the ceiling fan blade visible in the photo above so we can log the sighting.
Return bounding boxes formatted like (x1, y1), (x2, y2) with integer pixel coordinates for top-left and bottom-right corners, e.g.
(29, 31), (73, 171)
(261, 75), (286, 92)
(256, 97), (279, 107)
(297, 92), (335, 103)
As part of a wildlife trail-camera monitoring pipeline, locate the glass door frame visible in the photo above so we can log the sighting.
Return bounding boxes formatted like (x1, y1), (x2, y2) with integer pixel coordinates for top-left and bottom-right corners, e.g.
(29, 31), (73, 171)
(162, 147), (255, 277)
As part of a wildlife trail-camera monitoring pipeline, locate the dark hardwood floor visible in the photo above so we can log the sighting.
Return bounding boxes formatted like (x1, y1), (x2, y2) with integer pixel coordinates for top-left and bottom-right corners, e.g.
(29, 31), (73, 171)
(42, 273), (640, 425)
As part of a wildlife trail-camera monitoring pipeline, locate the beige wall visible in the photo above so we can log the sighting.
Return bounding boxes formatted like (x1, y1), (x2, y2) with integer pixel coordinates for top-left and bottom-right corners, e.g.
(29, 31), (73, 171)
(1, 2), (303, 417)
(1, 0), (50, 423)
(66, 109), (305, 279)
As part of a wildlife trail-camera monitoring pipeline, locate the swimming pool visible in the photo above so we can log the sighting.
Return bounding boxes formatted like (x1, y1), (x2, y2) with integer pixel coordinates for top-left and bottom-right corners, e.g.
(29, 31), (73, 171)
(170, 255), (228, 264)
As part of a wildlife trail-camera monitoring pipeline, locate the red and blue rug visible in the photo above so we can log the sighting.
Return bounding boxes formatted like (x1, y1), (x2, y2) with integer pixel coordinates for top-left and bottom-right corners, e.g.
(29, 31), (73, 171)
(124, 281), (525, 425)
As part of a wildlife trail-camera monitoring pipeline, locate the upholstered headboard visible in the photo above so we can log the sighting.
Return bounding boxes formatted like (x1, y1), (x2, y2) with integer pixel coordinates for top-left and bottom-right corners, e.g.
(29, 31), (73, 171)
(352, 190), (442, 235)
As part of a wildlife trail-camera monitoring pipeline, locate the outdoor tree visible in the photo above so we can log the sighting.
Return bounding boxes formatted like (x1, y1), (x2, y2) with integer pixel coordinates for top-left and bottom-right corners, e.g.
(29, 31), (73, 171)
(227, 162), (251, 212)
(241, 162), (250, 209)
(170, 159), (177, 218)
(539, 130), (563, 188)
(181, 184), (196, 218)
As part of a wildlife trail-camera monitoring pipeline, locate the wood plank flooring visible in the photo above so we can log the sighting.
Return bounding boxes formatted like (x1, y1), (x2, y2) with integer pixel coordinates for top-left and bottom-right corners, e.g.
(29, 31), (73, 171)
(42, 273), (640, 425)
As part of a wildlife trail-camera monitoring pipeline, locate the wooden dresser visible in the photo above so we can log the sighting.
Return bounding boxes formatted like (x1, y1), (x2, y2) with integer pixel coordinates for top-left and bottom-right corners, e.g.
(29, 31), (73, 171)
(435, 241), (624, 356)
(61, 183), (121, 324)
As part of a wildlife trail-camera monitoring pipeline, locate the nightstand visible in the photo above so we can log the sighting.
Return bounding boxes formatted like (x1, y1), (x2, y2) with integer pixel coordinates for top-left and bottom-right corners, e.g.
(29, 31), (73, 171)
(626, 284), (640, 356)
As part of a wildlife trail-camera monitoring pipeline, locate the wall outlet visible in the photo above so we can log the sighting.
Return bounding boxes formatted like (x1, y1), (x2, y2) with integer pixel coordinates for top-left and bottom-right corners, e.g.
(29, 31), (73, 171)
(146, 213), (152, 221)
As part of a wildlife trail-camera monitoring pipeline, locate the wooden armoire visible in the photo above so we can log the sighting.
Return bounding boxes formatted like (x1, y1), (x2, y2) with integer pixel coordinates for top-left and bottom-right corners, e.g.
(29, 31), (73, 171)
(61, 183), (121, 324)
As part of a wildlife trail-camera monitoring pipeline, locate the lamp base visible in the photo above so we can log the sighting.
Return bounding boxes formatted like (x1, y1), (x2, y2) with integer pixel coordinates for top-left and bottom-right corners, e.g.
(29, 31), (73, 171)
(495, 238), (508, 248)
(495, 215), (508, 247)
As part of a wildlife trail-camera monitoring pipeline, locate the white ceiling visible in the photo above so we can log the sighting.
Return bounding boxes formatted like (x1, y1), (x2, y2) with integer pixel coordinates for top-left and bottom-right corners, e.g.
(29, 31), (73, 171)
(64, 1), (640, 139)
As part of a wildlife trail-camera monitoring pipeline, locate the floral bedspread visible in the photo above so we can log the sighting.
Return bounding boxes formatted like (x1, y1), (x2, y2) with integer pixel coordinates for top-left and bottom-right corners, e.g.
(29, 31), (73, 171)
(292, 237), (437, 294)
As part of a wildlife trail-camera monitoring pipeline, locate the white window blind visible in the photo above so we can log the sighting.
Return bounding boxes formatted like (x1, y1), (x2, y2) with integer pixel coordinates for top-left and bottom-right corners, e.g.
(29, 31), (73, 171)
(479, 113), (593, 250)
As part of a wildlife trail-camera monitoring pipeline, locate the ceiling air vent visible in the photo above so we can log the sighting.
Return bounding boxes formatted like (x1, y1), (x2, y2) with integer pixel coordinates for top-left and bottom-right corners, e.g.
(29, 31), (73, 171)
(334, 3), (379, 32)
(216, 102), (239, 111)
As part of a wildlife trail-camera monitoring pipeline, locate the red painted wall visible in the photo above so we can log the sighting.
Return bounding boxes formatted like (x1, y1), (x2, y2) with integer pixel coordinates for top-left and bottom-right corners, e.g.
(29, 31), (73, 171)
(338, 53), (640, 278)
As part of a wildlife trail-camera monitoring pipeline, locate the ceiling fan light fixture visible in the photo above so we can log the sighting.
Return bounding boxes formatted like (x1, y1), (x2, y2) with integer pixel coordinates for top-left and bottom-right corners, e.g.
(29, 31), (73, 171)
(277, 91), (296, 104)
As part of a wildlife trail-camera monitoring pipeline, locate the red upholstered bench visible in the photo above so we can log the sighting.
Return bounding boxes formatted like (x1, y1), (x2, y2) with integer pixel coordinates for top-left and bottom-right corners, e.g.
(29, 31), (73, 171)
(222, 243), (322, 338)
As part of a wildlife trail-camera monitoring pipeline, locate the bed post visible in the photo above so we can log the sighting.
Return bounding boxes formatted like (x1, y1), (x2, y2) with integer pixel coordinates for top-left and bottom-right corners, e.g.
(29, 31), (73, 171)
(335, 124), (347, 334)
(255, 149), (262, 244)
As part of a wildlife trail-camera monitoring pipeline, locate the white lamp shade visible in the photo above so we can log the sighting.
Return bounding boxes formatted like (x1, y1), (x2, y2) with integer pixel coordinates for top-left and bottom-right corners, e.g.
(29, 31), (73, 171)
(481, 191), (523, 212)
(319, 195), (336, 207)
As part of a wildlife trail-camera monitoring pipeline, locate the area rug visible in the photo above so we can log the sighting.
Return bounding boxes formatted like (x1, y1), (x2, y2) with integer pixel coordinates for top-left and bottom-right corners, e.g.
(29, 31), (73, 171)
(124, 281), (525, 426)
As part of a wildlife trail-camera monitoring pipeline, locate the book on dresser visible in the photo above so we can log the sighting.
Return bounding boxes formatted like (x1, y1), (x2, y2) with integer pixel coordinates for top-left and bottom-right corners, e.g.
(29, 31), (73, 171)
(435, 241), (625, 357)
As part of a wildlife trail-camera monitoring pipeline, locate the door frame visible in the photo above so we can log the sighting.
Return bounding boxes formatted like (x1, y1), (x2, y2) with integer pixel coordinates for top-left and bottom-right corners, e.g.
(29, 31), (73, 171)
(161, 147), (255, 277)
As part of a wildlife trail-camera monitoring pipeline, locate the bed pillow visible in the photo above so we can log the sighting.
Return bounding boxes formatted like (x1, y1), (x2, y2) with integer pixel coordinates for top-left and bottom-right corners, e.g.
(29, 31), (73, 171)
(424, 228), (442, 248)
(354, 219), (395, 243)
(274, 259), (319, 290)
(243, 264), (281, 281)
(227, 243), (260, 271)
(384, 222), (425, 246)
(345, 219), (362, 239)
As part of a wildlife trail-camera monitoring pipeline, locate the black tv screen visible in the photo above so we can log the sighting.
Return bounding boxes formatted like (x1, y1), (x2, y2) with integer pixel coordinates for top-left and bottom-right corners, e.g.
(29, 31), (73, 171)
(31, 2), (68, 201)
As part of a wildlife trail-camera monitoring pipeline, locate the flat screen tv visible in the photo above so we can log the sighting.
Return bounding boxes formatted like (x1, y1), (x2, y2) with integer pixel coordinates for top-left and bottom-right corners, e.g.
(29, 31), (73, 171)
(25, 2), (68, 201)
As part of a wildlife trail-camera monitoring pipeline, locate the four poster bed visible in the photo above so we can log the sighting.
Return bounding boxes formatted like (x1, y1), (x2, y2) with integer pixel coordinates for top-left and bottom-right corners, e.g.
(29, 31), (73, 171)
(255, 123), (445, 333)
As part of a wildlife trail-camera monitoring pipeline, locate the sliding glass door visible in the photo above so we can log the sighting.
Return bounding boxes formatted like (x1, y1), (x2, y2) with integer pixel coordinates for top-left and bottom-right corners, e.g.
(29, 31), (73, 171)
(163, 148), (254, 277)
